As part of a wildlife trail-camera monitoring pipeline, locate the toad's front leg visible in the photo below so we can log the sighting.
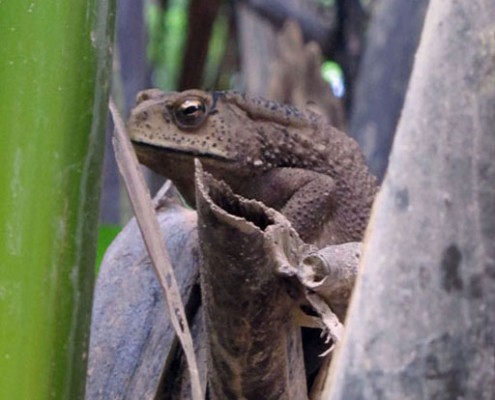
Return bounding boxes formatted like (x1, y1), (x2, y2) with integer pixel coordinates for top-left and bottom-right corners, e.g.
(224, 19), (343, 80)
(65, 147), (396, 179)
(238, 168), (336, 243)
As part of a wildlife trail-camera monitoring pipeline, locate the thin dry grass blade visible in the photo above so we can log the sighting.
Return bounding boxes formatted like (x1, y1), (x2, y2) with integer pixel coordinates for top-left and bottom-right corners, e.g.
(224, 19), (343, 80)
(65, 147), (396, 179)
(109, 98), (203, 400)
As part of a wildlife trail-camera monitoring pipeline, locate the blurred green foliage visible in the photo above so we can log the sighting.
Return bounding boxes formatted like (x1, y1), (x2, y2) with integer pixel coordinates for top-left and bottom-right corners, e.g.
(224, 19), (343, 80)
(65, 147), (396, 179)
(146, 0), (189, 90)
(204, 10), (229, 89)
(96, 225), (122, 272)
(145, 0), (229, 90)
(316, 0), (335, 6)
(322, 61), (345, 97)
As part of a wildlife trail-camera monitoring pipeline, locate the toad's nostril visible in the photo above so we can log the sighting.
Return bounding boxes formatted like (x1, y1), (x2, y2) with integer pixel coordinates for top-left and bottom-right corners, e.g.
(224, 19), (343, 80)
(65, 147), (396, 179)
(136, 89), (165, 104)
(136, 90), (151, 104)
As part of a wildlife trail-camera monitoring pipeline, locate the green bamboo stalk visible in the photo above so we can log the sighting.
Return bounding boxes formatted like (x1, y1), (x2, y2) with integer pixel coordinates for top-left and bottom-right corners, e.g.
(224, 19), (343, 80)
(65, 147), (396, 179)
(0, 1), (115, 399)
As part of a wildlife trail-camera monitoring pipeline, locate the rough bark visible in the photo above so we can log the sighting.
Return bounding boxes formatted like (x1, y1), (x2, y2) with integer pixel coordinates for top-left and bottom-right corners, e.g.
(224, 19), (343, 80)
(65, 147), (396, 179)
(237, 0), (335, 99)
(237, 0), (335, 54)
(237, 0), (369, 110)
(349, 0), (429, 180)
(268, 21), (346, 129)
(325, 1), (495, 398)
(236, 1), (278, 95)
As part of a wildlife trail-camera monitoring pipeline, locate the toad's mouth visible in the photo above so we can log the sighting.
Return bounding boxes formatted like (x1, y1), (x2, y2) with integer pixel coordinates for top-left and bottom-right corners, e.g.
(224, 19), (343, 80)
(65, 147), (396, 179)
(131, 140), (236, 162)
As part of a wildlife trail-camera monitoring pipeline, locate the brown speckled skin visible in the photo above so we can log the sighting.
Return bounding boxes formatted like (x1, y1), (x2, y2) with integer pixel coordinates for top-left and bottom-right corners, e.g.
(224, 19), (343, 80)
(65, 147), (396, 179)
(127, 89), (378, 246)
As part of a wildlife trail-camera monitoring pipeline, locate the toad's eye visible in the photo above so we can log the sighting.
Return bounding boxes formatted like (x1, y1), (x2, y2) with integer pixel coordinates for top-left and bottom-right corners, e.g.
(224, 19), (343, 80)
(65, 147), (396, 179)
(173, 97), (208, 129)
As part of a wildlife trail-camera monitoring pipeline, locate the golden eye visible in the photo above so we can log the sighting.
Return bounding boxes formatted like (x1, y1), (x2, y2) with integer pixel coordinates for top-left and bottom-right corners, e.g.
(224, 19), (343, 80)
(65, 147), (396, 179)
(173, 97), (208, 129)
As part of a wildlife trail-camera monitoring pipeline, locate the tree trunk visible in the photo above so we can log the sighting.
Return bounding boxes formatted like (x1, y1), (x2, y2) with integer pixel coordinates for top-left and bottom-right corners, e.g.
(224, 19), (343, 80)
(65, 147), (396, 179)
(349, 0), (429, 179)
(325, 0), (495, 398)
(237, 0), (335, 54)
(236, 1), (278, 95)
(178, 0), (221, 90)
